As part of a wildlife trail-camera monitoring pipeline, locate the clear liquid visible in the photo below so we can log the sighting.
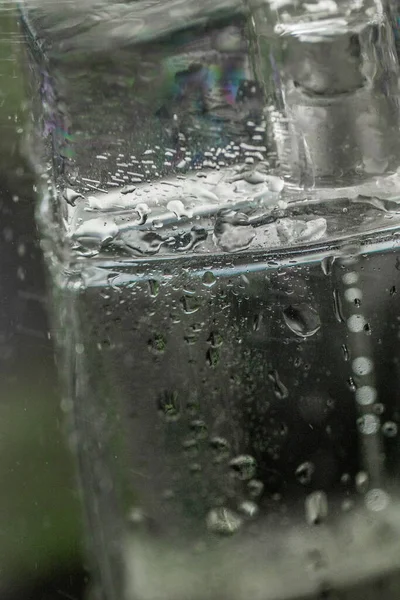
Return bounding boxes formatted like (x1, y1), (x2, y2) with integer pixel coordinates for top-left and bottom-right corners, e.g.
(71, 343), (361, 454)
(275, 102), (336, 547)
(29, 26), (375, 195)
(17, 2), (400, 598)
(59, 244), (400, 600)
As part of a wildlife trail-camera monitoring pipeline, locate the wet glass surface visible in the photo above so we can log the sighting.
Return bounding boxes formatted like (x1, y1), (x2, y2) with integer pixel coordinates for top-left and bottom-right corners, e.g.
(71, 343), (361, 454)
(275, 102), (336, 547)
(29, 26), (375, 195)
(4, 1), (400, 600)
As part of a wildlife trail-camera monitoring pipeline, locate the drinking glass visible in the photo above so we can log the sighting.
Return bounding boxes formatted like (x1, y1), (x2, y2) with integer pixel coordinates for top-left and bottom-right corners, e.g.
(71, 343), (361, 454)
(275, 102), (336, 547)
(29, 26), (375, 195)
(17, 0), (400, 598)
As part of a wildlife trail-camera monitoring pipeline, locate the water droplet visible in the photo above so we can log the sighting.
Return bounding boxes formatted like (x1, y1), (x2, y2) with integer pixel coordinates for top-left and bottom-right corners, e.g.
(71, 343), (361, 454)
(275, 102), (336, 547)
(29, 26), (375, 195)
(210, 437), (231, 462)
(265, 175), (284, 193)
(148, 333), (166, 353)
(238, 501), (259, 518)
(247, 479), (264, 498)
(365, 489), (389, 512)
(347, 377), (357, 392)
(295, 461), (315, 485)
(180, 295), (201, 314)
(305, 491), (328, 525)
(276, 218), (327, 244)
(214, 221), (255, 253)
(121, 185), (136, 195)
(382, 421), (398, 438)
(268, 370), (289, 399)
(206, 507), (242, 535)
(244, 170), (265, 184)
(207, 347), (220, 368)
(157, 391), (180, 422)
(182, 438), (199, 458)
(341, 344), (350, 361)
(207, 332), (223, 348)
(190, 419), (208, 440)
(373, 403), (385, 415)
(148, 279), (160, 297)
(332, 289), (345, 323)
(253, 314), (263, 331)
(229, 455), (257, 481)
(355, 471), (369, 493)
(282, 304), (321, 338)
(63, 188), (84, 206)
(72, 217), (119, 246)
(321, 256), (335, 276)
(357, 414), (380, 435)
(202, 271), (216, 287)
(167, 200), (193, 219)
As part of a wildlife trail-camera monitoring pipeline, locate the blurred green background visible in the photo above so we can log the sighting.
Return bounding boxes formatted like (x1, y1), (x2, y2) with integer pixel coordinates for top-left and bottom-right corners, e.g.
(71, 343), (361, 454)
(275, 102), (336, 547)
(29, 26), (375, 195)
(0, 5), (84, 597)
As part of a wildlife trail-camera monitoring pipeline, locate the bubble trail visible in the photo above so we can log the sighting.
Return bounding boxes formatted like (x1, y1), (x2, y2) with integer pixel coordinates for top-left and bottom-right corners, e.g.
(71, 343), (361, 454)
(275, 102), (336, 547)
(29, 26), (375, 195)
(339, 248), (384, 490)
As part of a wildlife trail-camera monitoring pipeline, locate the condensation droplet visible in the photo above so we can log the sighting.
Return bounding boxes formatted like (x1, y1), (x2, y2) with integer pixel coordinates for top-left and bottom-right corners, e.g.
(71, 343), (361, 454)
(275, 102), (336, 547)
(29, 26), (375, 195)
(283, 304), (321, 338)
(244, 170), (265, 184)
(63, 188), (84, 205)
(148, 279), (160, 297)
(238, 501), (259, 518)
(321, 256), (335, 276)
(247, 479), (264, 498)
(341, 344), (350, 361)
(295, 461), (315, 485)
(332, 289), (345, 323)
(157, 391), (181, 422)
(374, 403), (385, 416)
(214, 221), (255, 253)
(180, 295), (201, 314)
(347, 377), (357, 392)
(202, 271), (216, 287)
(229, 455), (257, 481)
(190, 419), (208, 440)
(382, 421), (398, 438)
(355, 471), (369, 494)
(189, 462), (202, 474)
(148, 333), (166, 353)
(182, 438), (199, 458)
(268, 369), (289, 399)
(265, 175), (284, 192)
(207, 347), (220, 368)
(253, 313), (263, 331)
(209, 437), (231, 462)
(206, 507), (243, 535)
(305, 491), (328, 525)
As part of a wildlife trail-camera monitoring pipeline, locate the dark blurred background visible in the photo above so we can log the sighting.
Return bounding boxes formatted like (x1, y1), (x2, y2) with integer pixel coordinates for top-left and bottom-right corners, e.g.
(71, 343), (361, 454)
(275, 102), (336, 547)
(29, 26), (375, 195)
(0, 6), (86, 599)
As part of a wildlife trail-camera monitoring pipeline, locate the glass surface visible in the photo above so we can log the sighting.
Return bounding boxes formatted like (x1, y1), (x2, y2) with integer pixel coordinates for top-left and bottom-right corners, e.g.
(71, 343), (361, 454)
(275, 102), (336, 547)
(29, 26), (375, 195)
(16, 0), (400, 598)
